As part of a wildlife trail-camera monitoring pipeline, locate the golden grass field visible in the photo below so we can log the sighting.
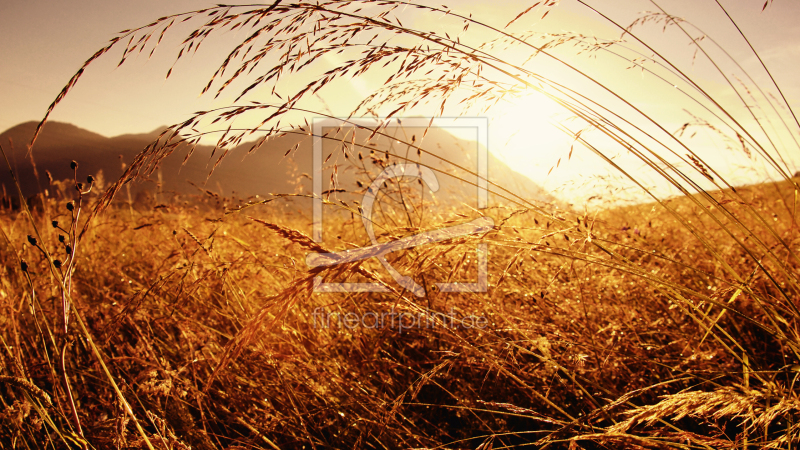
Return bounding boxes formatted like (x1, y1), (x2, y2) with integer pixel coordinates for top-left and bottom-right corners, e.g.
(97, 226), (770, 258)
(0, 171), (798, 449)
(3, 1), (800, 448)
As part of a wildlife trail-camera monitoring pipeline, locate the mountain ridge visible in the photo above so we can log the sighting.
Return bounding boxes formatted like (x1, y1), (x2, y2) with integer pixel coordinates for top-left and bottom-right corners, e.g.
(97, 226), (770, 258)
(0, 121), (561, 211)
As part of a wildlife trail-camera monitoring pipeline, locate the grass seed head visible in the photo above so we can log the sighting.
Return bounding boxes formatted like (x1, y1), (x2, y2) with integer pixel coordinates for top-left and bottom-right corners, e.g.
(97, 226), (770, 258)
(8, 2), (799, 448)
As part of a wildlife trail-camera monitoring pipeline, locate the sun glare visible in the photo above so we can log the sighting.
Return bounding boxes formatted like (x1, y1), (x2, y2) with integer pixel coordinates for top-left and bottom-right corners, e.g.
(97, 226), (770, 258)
(488, 90), (576, 188)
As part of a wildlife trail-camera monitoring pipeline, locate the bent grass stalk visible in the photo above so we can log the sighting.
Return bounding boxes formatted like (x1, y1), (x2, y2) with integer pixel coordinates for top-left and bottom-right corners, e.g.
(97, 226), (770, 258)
(5, 1), (800, 448)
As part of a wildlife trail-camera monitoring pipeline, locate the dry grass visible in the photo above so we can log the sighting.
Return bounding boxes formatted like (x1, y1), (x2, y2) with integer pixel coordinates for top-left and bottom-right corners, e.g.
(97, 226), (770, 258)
(2, 169), (798, 449)
(2, 0), (800, 449)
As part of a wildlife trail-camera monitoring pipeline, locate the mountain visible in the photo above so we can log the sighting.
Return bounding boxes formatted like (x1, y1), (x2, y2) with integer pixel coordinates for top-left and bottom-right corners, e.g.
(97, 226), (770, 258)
(0, 121), (559, 212)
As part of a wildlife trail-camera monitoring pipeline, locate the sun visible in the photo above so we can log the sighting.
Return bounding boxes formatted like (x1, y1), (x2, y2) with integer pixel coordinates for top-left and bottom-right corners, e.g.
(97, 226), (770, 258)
(488, 89), (575, 182)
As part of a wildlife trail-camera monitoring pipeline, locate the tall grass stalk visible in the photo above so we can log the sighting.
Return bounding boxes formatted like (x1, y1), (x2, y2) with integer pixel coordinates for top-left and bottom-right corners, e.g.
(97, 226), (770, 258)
(2, 0), (799, 448)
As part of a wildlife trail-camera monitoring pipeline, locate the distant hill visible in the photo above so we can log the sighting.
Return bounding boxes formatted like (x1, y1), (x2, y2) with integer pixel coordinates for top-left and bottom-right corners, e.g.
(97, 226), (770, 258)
(0, 121), (560, 211)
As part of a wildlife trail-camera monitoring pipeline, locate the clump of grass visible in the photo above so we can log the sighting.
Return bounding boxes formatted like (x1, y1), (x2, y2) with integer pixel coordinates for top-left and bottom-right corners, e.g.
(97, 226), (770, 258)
(2, 0), (800, 448)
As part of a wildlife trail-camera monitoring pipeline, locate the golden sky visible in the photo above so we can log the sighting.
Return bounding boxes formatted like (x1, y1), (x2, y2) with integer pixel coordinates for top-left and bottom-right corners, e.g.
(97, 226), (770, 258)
(1, 0), (798, 205)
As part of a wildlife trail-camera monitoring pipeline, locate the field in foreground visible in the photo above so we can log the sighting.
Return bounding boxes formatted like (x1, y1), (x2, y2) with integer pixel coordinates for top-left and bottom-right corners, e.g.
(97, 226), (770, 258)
(1, 175), (799, 449)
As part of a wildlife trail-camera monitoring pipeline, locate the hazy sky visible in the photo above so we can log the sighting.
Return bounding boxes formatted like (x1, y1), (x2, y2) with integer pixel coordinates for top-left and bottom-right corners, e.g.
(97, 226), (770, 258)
(1, 0), (798, 204)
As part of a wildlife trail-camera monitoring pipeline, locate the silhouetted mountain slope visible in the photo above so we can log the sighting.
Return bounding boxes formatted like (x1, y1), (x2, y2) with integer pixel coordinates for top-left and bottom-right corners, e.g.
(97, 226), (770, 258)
(0, 121), (559, 211)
